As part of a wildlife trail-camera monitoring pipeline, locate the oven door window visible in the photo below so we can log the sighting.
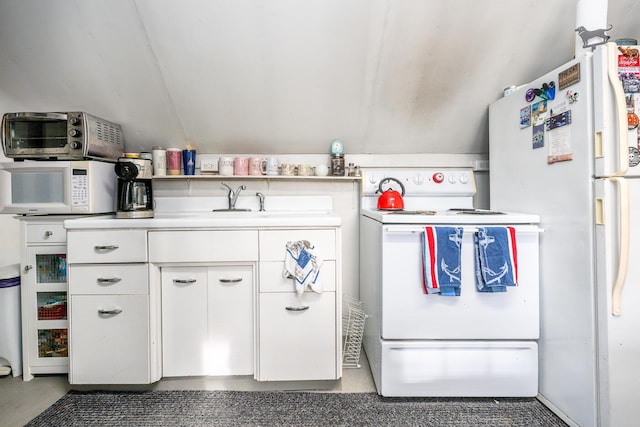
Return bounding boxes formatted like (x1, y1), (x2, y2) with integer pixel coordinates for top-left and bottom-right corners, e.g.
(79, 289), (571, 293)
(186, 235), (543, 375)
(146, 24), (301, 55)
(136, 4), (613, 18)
(8, 119), (68, 149)
(11, 171), (64, 203)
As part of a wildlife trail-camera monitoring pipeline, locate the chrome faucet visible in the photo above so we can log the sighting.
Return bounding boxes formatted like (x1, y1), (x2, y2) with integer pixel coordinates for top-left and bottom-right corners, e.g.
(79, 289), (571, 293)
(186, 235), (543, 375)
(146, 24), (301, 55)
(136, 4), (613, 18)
(221, 183), (246, 210)
(256, 192), (265, 211)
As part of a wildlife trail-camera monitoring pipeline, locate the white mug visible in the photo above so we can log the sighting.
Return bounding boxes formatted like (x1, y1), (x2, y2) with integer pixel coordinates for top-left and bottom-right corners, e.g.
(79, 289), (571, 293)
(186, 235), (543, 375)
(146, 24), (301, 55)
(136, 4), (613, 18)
(265, 157), (279, 176)
(298, 164), (315, 176)
(219, 157), (234, 176)
(315, 163), (329, 176)
(280, 163), (297, 176)
(152, 148), (166, 176)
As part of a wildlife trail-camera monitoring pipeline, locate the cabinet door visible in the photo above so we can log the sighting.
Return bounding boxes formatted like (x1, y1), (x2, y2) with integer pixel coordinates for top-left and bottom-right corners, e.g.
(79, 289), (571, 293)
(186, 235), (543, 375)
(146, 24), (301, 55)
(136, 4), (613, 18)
(69, 294), (149, 384)
(258, 291), (337, 381)
(23, 245), (69, 370)
(161, 267), (208, 377)
(208, 265), (253, 375)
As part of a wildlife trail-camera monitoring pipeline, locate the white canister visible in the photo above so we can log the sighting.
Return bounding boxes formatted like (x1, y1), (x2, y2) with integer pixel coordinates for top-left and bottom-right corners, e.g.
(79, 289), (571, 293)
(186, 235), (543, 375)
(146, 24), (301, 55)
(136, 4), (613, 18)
(219, 157), (234, 176)
(152, 147), (166, 176)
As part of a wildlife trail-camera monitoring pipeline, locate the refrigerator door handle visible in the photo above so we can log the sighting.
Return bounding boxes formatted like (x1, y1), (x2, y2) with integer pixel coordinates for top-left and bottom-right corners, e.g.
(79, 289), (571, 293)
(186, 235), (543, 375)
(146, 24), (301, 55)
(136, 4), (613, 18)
(607, 43), (629, 177)
(611, 177), (630, 316)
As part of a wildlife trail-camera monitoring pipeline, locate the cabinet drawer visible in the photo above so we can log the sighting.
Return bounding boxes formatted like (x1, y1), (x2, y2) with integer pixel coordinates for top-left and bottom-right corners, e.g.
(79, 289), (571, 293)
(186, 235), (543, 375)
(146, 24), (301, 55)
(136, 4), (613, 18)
(259, 229), (336, 261)
(149, 230), (258, 262)
(69, 294), (150, 384)
(259, 261), (336, 292)
(69, 264), (148, 295)
(27, 223), (66, 243)
(258, 291), (337, 381)
(67, 230), (147, 263)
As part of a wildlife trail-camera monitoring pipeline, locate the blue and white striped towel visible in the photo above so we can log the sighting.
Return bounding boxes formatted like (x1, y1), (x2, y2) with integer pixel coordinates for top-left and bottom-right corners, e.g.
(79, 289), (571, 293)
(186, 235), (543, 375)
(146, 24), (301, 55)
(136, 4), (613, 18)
(422, 226), (464, 296)
(283, 240), (322, 295)
(474, 227), (519, 293)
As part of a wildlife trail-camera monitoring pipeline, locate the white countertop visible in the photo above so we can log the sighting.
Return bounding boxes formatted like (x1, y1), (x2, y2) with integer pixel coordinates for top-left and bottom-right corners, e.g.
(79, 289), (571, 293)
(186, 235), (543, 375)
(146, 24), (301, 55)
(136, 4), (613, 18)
(63, 210), (341, 229)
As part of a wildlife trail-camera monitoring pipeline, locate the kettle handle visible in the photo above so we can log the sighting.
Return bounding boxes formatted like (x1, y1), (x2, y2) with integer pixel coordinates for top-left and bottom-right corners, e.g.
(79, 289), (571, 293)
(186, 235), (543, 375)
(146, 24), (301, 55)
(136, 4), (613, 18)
(377, 177), (405, 196)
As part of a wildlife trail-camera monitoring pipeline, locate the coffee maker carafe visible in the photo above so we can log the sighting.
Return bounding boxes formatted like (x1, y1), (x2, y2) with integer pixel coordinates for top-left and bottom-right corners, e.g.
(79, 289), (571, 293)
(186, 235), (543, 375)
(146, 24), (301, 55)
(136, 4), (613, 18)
(115, 158), (154, 218)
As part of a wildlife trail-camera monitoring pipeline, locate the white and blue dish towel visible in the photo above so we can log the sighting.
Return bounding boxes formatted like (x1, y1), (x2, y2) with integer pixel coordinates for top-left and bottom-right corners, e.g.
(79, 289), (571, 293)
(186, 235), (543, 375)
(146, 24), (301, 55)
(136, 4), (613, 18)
(474, 227), (519, 292)
(283, 240), (322, 295)
(422, 226), (463, 296)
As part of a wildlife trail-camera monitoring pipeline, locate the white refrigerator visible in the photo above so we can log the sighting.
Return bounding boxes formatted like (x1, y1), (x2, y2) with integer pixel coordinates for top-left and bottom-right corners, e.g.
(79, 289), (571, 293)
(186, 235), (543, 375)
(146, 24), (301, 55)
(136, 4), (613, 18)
(489, 42), (640, 427)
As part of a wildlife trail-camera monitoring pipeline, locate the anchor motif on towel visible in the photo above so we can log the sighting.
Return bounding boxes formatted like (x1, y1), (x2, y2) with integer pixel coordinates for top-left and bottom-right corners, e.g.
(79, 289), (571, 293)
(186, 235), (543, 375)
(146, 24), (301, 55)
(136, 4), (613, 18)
(477, 232), (510, 284)
(480, 261), (509, 284)
(440, 230), (463, 283)
(440, 258), (461, 283)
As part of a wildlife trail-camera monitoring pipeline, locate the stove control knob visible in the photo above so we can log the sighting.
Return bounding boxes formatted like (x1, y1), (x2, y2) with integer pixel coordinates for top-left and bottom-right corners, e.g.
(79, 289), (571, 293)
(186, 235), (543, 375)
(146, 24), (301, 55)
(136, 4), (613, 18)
(448, 175), (457, 183)
(413, 174), (425, 185)
(460, 174), (469, 184)
(432, 172), (444, 183)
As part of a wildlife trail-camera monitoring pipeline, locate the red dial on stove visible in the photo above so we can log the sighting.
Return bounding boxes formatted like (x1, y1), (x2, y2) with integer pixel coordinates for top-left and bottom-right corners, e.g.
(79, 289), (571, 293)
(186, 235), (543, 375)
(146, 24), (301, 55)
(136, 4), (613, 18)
(432, 173), (444, 183)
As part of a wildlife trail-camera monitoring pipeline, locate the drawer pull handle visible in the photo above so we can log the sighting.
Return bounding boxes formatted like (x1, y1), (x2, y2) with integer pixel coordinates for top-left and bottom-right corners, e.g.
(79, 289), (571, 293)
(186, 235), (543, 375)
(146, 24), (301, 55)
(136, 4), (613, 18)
(219, 278), (243, 283)
(44, 231), (54, 237)
(94, 245), (119, 251)
(98, 308), (123, 316)
(174, 279), (197, 284)
(97, 277), (122, 284)
(285, 306), (310, 312)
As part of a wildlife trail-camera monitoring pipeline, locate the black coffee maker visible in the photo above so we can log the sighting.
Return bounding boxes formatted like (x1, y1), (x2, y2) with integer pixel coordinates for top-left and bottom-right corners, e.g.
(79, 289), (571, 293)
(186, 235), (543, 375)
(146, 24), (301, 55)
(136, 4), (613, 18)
(114, 158), (154, 218)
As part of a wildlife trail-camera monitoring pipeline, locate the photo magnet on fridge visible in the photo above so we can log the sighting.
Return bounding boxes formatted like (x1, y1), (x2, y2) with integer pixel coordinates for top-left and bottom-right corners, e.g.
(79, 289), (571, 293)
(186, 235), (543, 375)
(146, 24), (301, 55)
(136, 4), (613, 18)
(532, 123), (544, 149)
(520, 106), (531, 128)
(559, 63), (580, 90)
(531, 100), (547, 126)
(546, 111), (572, 131)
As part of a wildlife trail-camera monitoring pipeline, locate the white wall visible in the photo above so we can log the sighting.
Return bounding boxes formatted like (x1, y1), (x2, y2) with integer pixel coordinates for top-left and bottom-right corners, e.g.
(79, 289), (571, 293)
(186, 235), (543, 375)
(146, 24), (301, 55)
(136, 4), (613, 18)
(0, 0), (594, 156)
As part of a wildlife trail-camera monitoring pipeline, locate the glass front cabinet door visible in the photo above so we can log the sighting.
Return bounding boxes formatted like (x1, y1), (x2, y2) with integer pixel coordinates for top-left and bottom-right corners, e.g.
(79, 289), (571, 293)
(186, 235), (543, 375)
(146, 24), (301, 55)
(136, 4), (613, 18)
(21, 218), (70, 381)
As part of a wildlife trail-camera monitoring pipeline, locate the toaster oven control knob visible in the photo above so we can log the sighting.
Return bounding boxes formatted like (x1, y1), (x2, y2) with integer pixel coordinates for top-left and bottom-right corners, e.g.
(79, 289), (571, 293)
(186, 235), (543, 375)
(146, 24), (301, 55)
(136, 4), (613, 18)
(69, 129), (82, 138)
(432, 172), (444, 183)
(69, 116), (81, 126)
(70, 141), (82, 149)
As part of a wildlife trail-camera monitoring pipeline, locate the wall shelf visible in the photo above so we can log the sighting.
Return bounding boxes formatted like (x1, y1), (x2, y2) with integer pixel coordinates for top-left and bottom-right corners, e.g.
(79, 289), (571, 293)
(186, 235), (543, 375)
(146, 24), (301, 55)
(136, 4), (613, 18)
(152, 174), (362, 181)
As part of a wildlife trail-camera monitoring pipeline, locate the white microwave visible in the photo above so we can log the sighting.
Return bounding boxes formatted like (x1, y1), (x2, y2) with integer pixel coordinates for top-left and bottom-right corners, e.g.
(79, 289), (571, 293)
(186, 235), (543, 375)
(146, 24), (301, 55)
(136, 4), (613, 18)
(0, 160), (116, 215)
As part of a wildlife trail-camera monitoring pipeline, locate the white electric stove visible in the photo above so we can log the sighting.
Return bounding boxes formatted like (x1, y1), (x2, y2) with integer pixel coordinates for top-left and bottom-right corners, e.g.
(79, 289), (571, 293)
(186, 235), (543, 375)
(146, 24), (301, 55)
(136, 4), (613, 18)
(359, 168), (541, 397)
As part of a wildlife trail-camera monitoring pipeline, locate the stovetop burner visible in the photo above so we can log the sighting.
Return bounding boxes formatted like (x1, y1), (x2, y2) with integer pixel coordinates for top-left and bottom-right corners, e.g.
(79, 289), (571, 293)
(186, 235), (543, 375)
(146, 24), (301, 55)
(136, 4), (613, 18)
(448, 208), (506, 215)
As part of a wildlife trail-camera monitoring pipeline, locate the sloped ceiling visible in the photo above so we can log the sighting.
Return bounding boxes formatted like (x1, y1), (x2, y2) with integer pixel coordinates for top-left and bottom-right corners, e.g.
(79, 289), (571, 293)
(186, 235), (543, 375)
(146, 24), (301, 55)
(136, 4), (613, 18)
(0, 0), (638, 155)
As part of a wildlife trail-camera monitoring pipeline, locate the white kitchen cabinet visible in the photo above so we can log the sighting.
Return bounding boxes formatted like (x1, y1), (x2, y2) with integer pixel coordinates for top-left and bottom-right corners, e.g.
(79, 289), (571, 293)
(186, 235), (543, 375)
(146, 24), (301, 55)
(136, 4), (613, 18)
(150, 230), (256, 377)
(161, 266), (208, 377)
(66, 229), (159, 384)
(69, 294), (150, 384)
(256, 229), (341, 381)
(19, 218), (71, 381)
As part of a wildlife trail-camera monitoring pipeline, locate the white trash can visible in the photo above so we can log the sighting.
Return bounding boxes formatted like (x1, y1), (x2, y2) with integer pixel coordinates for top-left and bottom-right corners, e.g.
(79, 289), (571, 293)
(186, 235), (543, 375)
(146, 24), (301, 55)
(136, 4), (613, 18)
(0, 264), (21, 377)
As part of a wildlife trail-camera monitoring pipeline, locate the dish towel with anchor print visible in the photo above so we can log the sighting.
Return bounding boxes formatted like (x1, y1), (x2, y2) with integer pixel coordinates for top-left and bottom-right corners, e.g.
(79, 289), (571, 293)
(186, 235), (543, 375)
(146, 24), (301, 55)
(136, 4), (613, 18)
(283, 240), (322, 295)
(422, 226), (464, 296)
(474, 227), (518, 292)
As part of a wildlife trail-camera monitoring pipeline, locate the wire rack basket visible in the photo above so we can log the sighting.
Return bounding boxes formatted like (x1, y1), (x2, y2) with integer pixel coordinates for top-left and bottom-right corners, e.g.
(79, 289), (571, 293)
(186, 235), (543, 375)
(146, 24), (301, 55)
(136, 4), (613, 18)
(342, 295), (367, 368)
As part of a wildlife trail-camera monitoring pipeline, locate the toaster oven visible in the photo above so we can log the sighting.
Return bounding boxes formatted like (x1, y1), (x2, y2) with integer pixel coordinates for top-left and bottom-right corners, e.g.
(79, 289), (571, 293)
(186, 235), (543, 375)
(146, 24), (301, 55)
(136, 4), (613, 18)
(1, 112), (124, 161)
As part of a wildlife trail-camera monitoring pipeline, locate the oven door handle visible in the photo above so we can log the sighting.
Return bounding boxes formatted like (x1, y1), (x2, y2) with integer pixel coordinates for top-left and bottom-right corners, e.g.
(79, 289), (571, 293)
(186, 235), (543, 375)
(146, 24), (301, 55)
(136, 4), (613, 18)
(382, 226), (544, 234)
